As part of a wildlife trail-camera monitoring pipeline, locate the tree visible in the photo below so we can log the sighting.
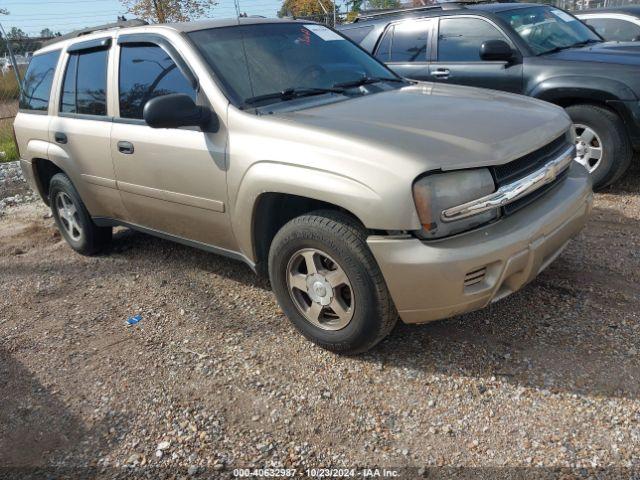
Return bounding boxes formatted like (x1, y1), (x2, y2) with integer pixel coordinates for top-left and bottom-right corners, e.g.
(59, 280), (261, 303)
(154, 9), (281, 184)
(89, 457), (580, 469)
(7, 27), (27, 40)
(40, 28), (54, 38)
(366, 0), (400, 9)
(278, 0), (333, 17)
(120, 0), (218, 23)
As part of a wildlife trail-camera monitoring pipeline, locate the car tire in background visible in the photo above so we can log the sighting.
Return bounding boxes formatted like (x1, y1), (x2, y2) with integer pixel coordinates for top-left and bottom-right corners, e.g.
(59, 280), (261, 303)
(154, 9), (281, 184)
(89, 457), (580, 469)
(49, 173), (112, 255)
(566, 104), (632, 189)
(268, 210), (398, 354)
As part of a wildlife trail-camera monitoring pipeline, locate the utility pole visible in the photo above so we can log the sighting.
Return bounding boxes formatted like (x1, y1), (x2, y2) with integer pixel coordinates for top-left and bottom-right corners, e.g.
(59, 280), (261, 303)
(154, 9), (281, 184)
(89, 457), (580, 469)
(333, 0), (337, 26)
(234, 0), (241, 17)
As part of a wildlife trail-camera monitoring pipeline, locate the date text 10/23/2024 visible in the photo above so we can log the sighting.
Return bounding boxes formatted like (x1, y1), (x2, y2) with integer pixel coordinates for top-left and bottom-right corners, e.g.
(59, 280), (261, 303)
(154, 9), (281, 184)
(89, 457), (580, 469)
(232, 468), (401, 478)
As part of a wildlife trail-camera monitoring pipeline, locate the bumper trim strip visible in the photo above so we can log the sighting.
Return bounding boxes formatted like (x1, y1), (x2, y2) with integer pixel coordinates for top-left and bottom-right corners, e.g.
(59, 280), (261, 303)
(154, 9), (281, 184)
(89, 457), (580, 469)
(441, 145), (576, 223)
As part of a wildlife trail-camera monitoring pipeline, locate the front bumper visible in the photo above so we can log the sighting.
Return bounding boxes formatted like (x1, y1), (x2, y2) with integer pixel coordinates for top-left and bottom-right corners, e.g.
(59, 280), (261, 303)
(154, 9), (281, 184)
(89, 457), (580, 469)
(368, 162), (593, 324)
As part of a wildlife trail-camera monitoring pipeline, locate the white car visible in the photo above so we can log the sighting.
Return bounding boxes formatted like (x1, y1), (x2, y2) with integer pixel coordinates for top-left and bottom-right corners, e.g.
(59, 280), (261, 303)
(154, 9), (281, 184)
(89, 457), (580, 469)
(576, 6), (640, 42)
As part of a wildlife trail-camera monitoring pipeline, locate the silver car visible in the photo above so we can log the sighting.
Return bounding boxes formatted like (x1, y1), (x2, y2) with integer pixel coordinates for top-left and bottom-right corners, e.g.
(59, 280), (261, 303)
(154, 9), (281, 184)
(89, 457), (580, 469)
(14, 18), (592, 353)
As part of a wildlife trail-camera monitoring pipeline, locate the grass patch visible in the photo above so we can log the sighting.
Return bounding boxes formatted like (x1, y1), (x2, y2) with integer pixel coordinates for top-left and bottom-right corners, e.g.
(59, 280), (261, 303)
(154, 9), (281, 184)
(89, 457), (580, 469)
(0, 73), (20, 101)
(0, 121), (18, 162)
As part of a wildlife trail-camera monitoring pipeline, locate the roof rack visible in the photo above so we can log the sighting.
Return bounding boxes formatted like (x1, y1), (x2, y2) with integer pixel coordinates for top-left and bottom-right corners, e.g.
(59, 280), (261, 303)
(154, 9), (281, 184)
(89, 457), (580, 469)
(354, 3), (463, 22)
(43, 19), (149, 47)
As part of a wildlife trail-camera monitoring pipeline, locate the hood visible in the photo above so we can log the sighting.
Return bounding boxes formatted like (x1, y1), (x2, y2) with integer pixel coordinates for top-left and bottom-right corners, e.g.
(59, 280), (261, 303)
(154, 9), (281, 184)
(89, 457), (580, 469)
(276, 83), (570, 172)
(544, 41), (640, 66)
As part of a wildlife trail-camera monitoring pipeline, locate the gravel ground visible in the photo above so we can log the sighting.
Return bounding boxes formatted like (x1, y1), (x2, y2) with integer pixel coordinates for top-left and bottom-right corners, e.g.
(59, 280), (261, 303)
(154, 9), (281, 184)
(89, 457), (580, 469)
(0, 161), (639, 478)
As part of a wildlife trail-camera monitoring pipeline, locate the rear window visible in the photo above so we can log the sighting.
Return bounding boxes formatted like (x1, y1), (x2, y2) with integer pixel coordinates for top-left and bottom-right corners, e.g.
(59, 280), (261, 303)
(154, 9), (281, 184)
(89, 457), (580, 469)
(60, 48), (109, 116)
(19, 50), (60, 112)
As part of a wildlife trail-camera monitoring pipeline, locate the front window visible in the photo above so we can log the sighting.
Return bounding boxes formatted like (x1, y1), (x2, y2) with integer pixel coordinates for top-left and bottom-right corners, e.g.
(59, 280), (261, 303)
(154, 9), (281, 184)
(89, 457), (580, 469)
(188, 23), (401, 108)
(496, 6), (600, 55)
(118, 44), (197, 119)
(438, 17), (511, 62)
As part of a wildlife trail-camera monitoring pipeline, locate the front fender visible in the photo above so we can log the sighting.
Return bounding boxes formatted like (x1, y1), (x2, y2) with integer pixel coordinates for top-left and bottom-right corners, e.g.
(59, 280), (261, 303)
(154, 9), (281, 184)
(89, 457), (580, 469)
(231, 161), (412, 262)
(528, 75), (638, 103)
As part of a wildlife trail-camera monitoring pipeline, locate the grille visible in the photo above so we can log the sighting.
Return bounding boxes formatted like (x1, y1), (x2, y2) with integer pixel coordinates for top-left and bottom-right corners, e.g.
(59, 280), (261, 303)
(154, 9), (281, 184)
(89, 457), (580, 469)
(502, 167), (569, 216)
(464, 267), (486, 287)
(491, 134), (572, 217)
(492, 134), (569, 186)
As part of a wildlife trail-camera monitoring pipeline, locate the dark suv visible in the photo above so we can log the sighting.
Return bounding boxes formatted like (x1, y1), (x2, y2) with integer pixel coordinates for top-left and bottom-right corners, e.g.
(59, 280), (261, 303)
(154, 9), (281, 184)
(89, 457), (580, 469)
(339, 2), (640, 188)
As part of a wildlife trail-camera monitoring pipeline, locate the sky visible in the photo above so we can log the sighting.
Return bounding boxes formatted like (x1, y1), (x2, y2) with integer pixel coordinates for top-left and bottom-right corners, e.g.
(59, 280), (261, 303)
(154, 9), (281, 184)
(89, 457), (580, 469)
(0, 0), (301, 37)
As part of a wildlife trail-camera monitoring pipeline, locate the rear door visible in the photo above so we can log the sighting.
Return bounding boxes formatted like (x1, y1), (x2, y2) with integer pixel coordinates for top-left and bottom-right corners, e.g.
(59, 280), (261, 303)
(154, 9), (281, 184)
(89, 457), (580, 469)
(429, 15), (523, 93)
(47, 38), (126, 219)
(374, 18), (435, 80)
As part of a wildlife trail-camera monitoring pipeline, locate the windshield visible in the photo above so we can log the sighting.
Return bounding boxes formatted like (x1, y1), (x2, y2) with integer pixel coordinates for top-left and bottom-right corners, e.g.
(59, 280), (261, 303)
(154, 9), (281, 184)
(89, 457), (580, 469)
(495, 6), (601, 55)
(188, 23), (400, 108)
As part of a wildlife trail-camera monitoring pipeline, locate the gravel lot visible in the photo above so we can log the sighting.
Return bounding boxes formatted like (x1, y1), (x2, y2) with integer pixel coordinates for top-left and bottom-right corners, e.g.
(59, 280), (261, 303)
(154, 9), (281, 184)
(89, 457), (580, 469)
(1, 160), (639, 478)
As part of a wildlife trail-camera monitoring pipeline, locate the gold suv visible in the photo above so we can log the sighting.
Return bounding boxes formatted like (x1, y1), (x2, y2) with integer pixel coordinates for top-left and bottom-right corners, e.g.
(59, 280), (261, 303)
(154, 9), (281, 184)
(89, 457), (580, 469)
(14, 18), (593, 353)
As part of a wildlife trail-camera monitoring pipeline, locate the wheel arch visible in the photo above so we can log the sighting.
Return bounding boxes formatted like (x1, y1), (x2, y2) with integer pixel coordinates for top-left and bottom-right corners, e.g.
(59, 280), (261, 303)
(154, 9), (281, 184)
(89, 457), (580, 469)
(231, 162), (388, 275)
(527, 76), (637, 104)
(31, 158), (65, 206)
(250, 192), (368, 276)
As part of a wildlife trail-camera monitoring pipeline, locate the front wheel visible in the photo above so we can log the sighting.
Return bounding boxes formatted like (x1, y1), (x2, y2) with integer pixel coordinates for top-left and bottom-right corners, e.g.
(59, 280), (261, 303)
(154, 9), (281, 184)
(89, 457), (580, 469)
(268, 210), (397, 354)
(566, 104), (632, 189)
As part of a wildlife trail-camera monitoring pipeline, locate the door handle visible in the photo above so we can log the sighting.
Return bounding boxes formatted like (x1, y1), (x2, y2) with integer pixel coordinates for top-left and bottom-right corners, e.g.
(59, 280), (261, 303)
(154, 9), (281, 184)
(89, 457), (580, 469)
(117, 141), (134, 155)
(432, 68), (451, 79)
(54, 132), (67, 144)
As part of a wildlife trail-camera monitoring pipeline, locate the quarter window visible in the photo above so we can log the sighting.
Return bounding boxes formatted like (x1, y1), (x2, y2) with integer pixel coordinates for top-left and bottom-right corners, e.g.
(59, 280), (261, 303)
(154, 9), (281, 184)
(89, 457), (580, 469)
(438, 17), (509, 62)
(60, 48), (109, 116)
(342, 25), (374, 44)
(582, 17), (640, 42)
(19, 50), (60, 111)
(118, 44), (196, 119)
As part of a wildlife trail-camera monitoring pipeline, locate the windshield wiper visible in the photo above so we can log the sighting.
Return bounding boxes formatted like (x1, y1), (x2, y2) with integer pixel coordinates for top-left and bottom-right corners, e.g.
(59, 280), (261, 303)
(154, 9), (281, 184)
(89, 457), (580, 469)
(539, 39), (601, 55)
(332, 76), (406, 89)
(243, 87), (344, 107)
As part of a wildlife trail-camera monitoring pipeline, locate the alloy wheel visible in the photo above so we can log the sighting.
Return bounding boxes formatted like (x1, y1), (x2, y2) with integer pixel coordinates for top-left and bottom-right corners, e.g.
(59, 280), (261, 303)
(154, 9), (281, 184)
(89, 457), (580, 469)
(573, 123), (603, 173)
(55, 192), (83, 242)
(286, 248), (354, 331)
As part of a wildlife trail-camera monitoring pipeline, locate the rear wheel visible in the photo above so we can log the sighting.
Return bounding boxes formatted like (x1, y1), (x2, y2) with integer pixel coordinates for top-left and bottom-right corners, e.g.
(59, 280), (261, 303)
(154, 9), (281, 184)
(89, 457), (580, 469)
(49, 173), (112, 255)
(566, 104), (632, 189)
(268, 210), (397, 354)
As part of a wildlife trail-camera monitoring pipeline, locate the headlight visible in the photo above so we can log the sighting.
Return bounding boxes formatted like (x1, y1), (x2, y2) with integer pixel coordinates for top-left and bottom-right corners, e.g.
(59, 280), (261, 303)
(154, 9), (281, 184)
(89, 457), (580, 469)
(412, 168), (498, 239)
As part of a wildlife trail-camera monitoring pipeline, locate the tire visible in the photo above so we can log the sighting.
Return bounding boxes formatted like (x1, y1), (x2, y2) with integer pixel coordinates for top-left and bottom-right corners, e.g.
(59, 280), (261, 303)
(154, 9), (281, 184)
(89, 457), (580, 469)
(49, 173), (112, 255)
(268, 210), (398, 354)
(566, 104), (632, 190)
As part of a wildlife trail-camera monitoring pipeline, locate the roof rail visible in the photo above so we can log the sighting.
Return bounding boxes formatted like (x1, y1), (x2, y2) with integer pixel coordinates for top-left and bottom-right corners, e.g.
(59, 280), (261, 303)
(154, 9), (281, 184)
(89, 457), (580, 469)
(354, 3), (463, 22)
(43, 19), (149, 47)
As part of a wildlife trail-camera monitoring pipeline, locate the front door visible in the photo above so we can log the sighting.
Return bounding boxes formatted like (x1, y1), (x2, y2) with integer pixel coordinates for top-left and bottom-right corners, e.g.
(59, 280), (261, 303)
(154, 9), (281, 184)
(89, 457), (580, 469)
(429, 16), (523, 94)
(110, 37), (233, 250)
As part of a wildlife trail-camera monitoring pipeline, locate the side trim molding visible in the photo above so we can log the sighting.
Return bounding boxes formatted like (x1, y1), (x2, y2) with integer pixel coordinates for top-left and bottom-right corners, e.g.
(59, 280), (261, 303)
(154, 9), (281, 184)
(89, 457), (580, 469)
(81, 174), (117, 189)
(92, 217), (256, 271)
(117, 181), (225, 212)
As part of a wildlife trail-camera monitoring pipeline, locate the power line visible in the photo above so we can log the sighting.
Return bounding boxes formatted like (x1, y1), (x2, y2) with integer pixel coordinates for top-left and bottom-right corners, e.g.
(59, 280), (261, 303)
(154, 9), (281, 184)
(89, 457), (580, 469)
(5, 10), (128, 18)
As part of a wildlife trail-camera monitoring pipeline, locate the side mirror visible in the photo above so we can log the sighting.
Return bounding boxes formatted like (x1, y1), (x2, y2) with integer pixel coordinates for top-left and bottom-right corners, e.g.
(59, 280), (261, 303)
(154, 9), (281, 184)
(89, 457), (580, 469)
(143, 93), (212, 129)
(480, 40), (514, 62)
